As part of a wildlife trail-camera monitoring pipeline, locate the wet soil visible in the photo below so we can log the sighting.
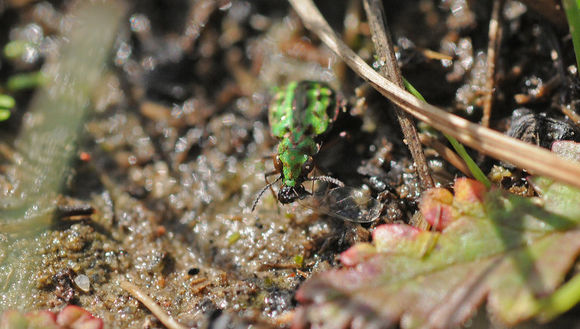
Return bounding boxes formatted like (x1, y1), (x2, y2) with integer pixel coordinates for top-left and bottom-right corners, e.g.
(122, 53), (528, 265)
(0, 0), (579, 328)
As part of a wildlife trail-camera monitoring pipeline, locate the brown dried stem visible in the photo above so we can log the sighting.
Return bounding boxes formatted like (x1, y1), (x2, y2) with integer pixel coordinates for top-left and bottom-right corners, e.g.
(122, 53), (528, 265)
(560, 104), (580, 126)
(288, 0), (580, 190)
(481, 0), (504, 128)
(362, 0), (434, 191)
(181, 0), (217, 51)
(120, 280), (187, 329)
(419, 133), (472, 178)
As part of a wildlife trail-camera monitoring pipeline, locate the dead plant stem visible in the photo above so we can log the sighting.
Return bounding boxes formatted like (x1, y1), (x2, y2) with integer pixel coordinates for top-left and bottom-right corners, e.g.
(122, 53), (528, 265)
(288, 0), (580, 190)
(419, 133), (471, 177)
(120, 280), (187, 329)
(482, 0), (504, 128)
(362, 0), (434, 192)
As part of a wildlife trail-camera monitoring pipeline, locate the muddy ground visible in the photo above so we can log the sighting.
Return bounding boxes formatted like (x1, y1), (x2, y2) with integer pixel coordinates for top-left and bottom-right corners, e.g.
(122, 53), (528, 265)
(0, 0), (579, 328)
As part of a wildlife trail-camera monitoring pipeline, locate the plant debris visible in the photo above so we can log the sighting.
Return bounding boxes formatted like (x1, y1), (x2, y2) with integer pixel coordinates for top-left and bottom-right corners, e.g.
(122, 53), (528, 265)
(295, 144), (580, 328)
(1, 0), (580, 328)
(0, 305), (103, 329)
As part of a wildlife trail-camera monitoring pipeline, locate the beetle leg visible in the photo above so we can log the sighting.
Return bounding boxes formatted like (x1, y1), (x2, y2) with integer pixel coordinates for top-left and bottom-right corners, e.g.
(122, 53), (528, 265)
(265, 170), (278, 177)
(264, 170), (279, 201)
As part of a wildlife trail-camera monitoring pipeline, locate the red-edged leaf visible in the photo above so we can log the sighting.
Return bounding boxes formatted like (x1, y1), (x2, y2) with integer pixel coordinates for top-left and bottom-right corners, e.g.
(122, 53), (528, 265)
(0, 305), (102, 329)
(295, 173), (580, 329)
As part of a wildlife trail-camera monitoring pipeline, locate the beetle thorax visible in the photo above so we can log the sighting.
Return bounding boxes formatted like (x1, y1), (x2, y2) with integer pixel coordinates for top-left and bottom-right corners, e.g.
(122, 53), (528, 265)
(277, 135), (317, 187)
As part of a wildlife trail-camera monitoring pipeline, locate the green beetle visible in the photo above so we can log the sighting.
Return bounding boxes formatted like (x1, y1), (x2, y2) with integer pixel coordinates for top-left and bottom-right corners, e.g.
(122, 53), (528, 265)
(252, 80), (344, 210)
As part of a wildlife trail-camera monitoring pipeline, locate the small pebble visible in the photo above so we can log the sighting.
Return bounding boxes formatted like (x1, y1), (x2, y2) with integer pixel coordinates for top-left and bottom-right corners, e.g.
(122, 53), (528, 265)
(74, 274), (90, 292)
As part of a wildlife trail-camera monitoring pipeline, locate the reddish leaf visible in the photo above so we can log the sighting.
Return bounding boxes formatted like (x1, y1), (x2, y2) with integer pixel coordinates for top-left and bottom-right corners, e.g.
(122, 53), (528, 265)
(0, 306), (102, 329)
(419, 188), (453, 230)
(56, 305), (103, 329)
(295, 176), (580, 329)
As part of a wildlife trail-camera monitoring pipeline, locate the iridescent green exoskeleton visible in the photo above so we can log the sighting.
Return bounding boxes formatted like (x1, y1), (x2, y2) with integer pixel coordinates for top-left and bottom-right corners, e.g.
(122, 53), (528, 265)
(252, 80), (344, 210)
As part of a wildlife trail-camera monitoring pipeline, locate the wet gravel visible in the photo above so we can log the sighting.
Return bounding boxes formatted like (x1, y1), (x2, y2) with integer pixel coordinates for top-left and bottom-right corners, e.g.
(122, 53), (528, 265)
(0, 0), (579, 328)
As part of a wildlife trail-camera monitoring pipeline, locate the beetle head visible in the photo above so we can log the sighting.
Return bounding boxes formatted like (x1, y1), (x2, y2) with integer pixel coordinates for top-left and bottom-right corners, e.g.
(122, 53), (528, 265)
(277, 184), (309, 204)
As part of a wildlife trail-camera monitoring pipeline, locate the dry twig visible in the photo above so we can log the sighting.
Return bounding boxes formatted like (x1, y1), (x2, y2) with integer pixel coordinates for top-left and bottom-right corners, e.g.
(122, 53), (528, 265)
(259, 262), (302, 270)
(288, 0), (580, 190)
(362, 0), (434, 192)
(120, 280), (187, 329)
(481, 0), (504, 128)
(560, 104), (580, 126)
(181, 0), (217, 51)
(419, 133), (472, 177)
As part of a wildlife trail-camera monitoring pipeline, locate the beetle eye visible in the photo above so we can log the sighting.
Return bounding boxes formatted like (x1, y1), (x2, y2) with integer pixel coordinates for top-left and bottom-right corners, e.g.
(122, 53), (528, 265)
(274, 155), (283, 173)
(302, 156), (314, 173)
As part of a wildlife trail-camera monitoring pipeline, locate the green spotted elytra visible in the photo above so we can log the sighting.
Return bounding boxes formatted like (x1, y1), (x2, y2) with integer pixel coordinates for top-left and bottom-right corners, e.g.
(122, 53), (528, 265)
(252, 80), (345, 210)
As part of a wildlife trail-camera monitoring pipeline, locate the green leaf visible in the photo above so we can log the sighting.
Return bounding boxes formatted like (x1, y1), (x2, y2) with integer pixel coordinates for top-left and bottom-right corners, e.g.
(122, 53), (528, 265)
(296, 175), (580, 328)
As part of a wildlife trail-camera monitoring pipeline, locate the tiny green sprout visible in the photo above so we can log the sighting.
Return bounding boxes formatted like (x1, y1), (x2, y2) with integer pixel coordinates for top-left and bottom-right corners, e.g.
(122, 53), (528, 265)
(293, 254), (304, 267)
(227, 232), (241, 246)
(0, 94), (15, 122)
(0, 109), (10, 121)
(0, 94), (15, 109)
(7, 71), (47, 92)
(3, 40), (31, 60)
(263, 277), (273, 287)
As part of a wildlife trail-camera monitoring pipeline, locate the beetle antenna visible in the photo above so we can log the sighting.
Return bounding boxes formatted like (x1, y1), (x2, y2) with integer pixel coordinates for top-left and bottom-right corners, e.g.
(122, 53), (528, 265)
(306, 175), (345, 187)
(251, 176), (281, 212)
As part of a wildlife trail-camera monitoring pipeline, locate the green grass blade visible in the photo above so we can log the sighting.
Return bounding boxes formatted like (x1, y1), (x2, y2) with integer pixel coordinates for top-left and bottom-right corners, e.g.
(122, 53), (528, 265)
(563, 0), (580, 70)
(444, 133), (491, 187)
(538, 273), (580, 321)
(402, 77), (491, 188)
